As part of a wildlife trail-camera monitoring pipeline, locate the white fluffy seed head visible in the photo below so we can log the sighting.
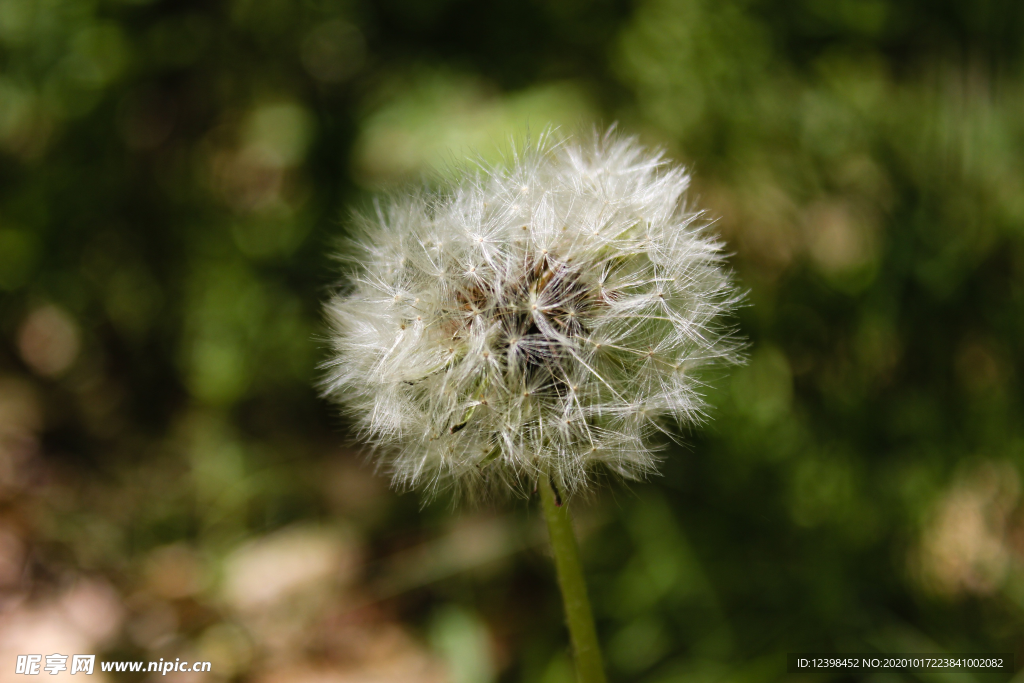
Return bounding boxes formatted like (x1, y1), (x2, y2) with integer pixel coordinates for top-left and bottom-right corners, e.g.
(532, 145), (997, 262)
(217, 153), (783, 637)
(322, 130), (745, 500)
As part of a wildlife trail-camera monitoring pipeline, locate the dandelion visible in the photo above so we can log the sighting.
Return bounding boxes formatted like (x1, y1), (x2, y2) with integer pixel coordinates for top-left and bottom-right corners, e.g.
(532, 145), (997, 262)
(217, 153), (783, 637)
(322, 129), (744, 682)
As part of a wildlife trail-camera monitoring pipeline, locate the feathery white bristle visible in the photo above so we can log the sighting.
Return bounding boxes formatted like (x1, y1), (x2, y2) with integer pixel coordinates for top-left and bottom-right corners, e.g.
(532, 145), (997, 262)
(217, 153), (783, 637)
(322, 129), (745, 499)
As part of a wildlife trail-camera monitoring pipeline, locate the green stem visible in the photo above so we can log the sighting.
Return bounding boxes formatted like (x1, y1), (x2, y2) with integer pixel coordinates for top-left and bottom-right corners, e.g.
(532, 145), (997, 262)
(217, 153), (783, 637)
(539, 477), (607, 683)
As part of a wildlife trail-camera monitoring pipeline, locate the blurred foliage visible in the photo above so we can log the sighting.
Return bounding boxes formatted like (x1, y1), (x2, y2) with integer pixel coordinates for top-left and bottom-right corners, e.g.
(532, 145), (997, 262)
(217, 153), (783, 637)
(1, 0), (1024, 681)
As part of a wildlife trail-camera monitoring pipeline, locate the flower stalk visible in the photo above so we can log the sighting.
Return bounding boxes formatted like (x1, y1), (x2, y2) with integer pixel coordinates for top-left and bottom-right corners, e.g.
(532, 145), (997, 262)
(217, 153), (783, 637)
(540, 477), (607, 683)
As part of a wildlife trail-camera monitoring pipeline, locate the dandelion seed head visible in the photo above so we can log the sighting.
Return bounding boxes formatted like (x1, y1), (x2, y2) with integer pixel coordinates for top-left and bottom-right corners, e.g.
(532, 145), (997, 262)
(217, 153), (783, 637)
(322, 129), (745, 499)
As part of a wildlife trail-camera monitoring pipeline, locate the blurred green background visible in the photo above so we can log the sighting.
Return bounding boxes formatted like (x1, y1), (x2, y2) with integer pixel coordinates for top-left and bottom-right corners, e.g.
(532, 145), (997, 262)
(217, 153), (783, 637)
(1, 0), (1023, 681)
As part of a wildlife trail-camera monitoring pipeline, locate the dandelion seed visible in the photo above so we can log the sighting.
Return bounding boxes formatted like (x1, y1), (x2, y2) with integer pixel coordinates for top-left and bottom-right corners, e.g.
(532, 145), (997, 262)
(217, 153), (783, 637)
(322, 129), (744, 499)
